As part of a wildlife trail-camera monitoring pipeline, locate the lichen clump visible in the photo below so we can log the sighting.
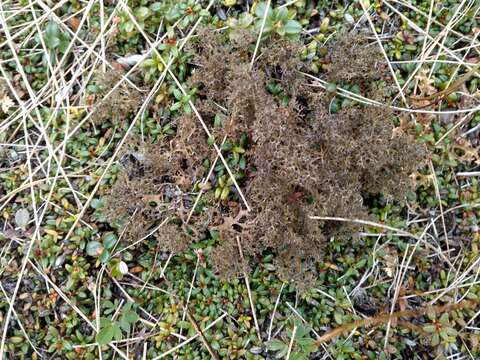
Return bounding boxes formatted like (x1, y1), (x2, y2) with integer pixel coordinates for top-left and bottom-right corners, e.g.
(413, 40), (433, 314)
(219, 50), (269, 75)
(91, 69), (144, 125)
(103, 30), (426, 288)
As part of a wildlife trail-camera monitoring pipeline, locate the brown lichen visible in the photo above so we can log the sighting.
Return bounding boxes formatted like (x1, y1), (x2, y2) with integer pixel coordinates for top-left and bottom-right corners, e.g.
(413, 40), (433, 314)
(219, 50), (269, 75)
(101, 103), (217, 256)
(190, 31), (426, 288)
(90, 69), (144, 125)
(325, 31), (386, 88)
(104, 31), (427, 290)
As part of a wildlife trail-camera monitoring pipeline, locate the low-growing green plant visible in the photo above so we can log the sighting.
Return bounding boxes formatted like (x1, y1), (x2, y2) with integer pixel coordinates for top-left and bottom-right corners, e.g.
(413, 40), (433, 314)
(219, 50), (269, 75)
(266, 321), (316, 359)
(96, 302), (138, 346)
(254, 2), (302, 39)
(38, 21), (71, 65)
(423, 311), (459, 353)
(3, 1), (480, 358)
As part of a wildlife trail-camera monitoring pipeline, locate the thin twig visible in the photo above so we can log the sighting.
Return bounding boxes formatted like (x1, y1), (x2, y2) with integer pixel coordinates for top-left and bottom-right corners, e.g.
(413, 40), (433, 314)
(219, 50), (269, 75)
(286, 325), (297, 360)
(268, 283), (286, 341)
(456, 171), (480, 177)
(185, 310), (220, 360)
(429, 161), (450, 253)
(250, 0), (271, 69)
(309, 216), (452, 266)
(236, 236), (262, 341)
(151, 313), (227, 360)
(315, 299), (478, 345)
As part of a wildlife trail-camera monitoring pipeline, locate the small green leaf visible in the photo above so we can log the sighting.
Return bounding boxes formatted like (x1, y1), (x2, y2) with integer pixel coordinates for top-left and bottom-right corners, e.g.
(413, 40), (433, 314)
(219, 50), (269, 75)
(166, 25), (175, 38)
(103, 233), (117, 250)
(15, 208), (30, 229)
(207, 135), (215, 146)
(223, 0), (236, 7)
(113, 324), (122, 341)
(275, 346), (288, 359)
(325, 82), (337, 93)
(124, 22), (134, 33)
(211, 340), (220, 351)
(97, 318), (123, 346)
(257, 19), (273, 35)
(297, 338), (316, 352)
(355, 258), (367, 269)
(291, 353), (308, 360)
(122, 304), (139, 323)
(221, 142), (232, 151)
(150, 3), (162, 11)
(266, 339), (286, 352)
(48, 326), (59, 337)
(99, 249), (110, 263)
(177, 320), (191, 329)
(238, 13), (254, 27)
(172, 88), (182, 100)
(134, 6), (150, 19)
(255, 2), (273, 18)
(275, 7), (288, 21)
(240, 133), (248, 147)
(276, 26), (286, 37)
(220, 186), (230, 200)
(232, 146), (245, 154)
(45, 21), (60, 37)
(142, 58), (156, 68)
(86, 241), (104, 257)
(319, 17), (330, 33)
(295, 323), (311, 339)
(439, 313), (449, 325)
(214, 187), (222, 199)
(361, 0), (371, 8)
(423, 325), (436, 333)
(214, 114), (224, 128)
(170, 102), (182, 111)
(58, 34), (71, 53)
(284, 20), (302, 34)
(426, 306), (436, 321)
(199, 9), (210, 17)
(120, 303), (138, 332)
(445, 327), (458, 336)
(183, 103), (191, 114)
(45, 35), (60, 49)
(96, 324), (114, 346)
(44, 22), (61, 49)
(239, 156), (246, 169)
(232, 151), (239, 164)
(91, 198), (104, 209)
(10, 336), (24, 344)
(334, 311), (343, 324)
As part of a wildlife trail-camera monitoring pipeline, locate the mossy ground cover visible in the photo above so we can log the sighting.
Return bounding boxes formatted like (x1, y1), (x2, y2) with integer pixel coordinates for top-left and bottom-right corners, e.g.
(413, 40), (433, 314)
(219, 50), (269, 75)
(0, 1), (479, 359)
